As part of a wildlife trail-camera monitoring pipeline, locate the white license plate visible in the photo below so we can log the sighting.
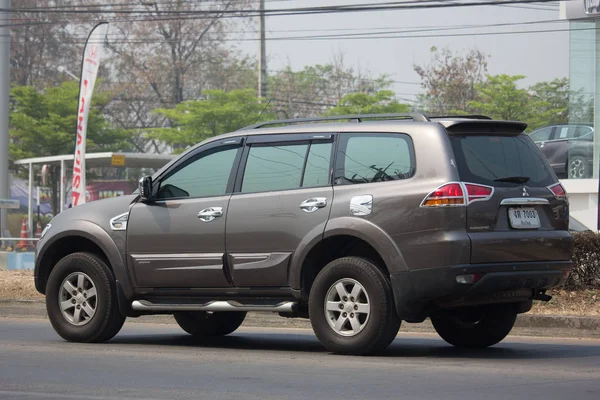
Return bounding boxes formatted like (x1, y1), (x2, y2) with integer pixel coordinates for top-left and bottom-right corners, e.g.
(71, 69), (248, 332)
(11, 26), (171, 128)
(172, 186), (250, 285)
(509, 208), (540, 229)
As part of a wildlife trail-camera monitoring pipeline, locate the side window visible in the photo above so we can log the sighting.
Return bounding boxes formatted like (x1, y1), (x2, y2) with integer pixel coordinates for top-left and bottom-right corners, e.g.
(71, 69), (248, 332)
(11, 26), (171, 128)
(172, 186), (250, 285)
(335, 133), (415, 185)
(302, 142), (332, 188)
(157, 147), (239, 199)
(242, 144), (308, 193)
(529, 127), (552, 142)
(558, 127), (570, 139)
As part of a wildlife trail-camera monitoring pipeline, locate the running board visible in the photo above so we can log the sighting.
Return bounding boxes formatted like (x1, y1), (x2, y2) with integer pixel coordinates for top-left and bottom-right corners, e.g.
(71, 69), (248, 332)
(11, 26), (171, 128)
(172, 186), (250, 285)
(131, 300), (297, 313)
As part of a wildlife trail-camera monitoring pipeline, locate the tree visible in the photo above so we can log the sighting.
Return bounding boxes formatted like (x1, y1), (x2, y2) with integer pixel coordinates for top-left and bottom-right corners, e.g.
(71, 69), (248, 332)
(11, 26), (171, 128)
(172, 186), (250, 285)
(102, 0), (253, 153)
(269, 53), (392, 118)
(152, 89), (276, 150)
(468, 75), (532, 122)
(528, 78), (570, 130)
(325, 90), (411, 115)
(9, 82), (129, 213)
(413, 46), (488, 114)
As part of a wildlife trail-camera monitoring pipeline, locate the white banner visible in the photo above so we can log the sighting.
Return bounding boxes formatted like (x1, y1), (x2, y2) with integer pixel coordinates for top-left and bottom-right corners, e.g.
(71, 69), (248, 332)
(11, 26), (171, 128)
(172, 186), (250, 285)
(71, 22), (109, 207)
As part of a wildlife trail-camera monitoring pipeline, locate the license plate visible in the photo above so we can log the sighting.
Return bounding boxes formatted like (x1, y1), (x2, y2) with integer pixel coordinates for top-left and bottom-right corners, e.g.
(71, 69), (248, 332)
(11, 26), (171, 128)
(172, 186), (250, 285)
(509, 208), (540, 229)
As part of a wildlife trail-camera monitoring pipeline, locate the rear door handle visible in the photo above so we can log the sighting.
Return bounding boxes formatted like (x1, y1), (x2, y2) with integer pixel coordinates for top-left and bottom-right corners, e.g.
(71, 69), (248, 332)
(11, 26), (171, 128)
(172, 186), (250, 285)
(198, 207), (223, 222)
(300, 197), (327, 213)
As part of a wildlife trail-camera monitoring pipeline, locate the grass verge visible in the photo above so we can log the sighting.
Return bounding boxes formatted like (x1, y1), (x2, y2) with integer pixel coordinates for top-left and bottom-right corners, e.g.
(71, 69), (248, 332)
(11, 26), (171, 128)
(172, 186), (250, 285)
(1, 270), (598, 317)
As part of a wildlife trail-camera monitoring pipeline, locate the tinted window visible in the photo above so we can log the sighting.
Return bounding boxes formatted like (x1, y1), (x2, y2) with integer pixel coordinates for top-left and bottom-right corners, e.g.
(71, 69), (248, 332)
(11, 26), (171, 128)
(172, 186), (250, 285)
(450, 135), (555, 187)
(335, 134), (415, 185)
(242, 144), (308, 193)
(302, 143), (332, 188)
(157, 147), (238, 199)
(529, 127), (552, 142)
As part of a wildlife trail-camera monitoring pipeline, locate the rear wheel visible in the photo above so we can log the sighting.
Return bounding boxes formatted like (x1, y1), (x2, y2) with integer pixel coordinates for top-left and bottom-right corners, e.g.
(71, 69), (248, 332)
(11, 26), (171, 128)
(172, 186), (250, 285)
(46, 252), (126, 343)
(568, 155), (591, 179)
(308, 257), (401, 355)
(431, 304), (517, 348)
(174, 311), (246, 337)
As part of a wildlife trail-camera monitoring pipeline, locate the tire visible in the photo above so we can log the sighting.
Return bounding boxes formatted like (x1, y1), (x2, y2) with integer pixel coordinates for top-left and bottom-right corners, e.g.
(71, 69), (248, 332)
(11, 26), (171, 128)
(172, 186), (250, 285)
(431, 304), (517, 349)
(174, 311), (246, 337)
(568, 156), (591, 179)
(46, 252), (126, 343)
(308, 257), (401, 355)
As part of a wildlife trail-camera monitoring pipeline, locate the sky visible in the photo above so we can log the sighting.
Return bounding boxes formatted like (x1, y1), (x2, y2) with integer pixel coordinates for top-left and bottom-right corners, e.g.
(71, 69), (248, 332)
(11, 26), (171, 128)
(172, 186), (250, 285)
(236, 0), (569, 103)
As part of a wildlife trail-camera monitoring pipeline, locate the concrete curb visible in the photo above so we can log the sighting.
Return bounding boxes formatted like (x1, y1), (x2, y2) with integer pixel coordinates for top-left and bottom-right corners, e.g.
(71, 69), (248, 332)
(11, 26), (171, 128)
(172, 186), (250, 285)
(1, 299), (599, 339)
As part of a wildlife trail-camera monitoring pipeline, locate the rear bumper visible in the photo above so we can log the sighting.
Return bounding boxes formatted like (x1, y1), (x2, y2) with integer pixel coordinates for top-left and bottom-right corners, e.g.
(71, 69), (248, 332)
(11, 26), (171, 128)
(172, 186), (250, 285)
(391, 260), (572, 320)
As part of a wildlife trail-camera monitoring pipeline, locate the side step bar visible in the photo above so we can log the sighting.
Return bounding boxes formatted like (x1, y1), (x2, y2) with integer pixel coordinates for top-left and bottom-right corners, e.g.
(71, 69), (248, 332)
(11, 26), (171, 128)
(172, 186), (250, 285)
(131, 300), (297, 313)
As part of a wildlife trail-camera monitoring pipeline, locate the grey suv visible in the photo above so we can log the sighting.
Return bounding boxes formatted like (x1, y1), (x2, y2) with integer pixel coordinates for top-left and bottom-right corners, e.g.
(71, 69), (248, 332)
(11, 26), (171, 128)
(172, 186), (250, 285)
(34, 114), (573, 355)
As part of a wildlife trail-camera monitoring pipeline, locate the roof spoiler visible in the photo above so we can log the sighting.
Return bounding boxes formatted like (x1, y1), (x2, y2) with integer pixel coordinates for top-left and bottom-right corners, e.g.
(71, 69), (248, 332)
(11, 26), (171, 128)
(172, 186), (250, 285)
(441, 120), (527, 135)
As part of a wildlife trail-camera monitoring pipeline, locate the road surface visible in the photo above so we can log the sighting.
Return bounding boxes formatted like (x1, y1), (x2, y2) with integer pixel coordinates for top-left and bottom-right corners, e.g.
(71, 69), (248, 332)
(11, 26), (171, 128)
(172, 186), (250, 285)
(0, 318), (599, 399)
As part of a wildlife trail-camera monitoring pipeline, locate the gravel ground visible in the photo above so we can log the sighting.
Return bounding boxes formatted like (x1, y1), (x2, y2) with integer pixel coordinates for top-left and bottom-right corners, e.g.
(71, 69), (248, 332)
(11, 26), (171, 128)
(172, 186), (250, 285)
(1, 270), (598, 317)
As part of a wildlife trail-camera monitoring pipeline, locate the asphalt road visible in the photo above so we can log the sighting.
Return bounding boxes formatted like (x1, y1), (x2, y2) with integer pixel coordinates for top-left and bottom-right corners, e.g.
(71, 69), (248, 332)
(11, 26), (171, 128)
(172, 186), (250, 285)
(1, 318), (599, 400)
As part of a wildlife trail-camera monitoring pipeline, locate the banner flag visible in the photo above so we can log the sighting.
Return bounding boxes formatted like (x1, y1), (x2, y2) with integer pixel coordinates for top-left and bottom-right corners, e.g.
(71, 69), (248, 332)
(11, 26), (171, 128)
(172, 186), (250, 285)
(71, 22), (109, 207)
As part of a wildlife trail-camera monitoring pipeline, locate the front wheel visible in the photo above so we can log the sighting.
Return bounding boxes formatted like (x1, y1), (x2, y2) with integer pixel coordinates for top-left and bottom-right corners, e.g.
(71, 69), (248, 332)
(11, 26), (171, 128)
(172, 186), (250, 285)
(174, 311), (246, 337)
(308, 257), (401, 355)
(431, 304), (517, 348)
(46, 252), (126, 343)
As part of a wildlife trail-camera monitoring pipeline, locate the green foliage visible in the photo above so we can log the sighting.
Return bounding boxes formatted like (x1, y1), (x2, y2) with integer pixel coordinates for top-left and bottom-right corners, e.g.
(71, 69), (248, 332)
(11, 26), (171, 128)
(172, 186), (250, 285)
(468, 75), (531, 122)
(325, 90), (410, 115)
(9, 81), (129, 161)
(152, 89), (276, 151)
(528, 78), (570, 130)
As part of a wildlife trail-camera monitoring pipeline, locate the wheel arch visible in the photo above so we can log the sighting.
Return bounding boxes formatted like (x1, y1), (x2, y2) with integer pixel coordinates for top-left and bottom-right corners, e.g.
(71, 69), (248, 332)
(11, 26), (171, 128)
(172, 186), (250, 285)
(36, 222), (131, 298)
(289, 216), (408, 295)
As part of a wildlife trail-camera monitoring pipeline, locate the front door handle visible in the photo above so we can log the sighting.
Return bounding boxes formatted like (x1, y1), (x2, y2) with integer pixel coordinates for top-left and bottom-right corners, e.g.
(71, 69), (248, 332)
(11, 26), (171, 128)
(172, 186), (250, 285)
(198, 207), (223, 222)
(300, 197), (327, 213)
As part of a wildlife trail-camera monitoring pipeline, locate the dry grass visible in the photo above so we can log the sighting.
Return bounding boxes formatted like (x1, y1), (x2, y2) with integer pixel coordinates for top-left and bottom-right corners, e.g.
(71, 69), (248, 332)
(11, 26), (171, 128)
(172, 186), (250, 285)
(0, 270), (599, 317)
(0, 270), (43, 300)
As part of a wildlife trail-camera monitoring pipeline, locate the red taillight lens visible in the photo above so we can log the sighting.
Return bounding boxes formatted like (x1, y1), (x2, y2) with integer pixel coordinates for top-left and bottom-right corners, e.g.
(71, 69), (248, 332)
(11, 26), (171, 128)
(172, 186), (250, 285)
(548, 183), (567, 200)
(422, 183), (465, 207)
(464, 183), (494, 204)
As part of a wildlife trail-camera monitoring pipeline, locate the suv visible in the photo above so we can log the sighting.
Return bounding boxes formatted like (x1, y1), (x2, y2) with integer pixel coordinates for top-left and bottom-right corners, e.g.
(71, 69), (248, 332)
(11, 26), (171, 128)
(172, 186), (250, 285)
(34, 114), (573, 355)
(529, 124), (593, 179)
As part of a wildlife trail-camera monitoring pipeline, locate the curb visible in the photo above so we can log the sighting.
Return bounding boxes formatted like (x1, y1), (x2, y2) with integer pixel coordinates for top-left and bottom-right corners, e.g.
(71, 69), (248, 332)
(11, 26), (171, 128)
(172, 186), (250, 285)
(1, 299), (599, 339)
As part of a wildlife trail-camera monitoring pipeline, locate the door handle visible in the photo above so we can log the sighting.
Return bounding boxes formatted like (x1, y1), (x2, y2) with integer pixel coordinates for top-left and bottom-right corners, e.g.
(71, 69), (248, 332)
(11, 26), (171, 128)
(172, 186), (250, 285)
(198, 207), (223, 222)
(300, 197), (327, 213)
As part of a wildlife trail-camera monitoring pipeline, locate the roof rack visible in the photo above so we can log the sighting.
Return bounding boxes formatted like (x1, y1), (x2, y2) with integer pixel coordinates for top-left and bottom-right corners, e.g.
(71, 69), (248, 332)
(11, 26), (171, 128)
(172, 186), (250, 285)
(238, 113), (493, 130)
(239, 113), (429, 130)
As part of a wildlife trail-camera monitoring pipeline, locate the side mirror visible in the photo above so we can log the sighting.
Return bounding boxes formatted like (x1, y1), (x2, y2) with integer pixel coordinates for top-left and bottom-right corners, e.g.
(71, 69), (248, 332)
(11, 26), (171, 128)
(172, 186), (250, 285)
(139, 176), (153, 201)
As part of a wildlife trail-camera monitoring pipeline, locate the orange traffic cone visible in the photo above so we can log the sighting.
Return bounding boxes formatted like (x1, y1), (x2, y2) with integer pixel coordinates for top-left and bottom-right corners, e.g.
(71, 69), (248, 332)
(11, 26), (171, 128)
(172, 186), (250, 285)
(17, 218), (29, 250)
(35, 220), (42, 239)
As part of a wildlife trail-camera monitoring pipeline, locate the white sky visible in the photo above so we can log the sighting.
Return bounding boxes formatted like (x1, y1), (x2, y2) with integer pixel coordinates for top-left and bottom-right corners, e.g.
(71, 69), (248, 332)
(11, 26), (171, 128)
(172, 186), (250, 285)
(236, 0), (569, 103)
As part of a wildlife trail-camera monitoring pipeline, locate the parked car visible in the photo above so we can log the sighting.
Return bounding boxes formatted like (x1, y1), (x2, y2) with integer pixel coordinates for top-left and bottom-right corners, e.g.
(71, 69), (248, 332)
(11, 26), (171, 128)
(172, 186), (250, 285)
(569, 216), (593, 233)
(529, 124), (593, 179)
(34, 114), (573, 355)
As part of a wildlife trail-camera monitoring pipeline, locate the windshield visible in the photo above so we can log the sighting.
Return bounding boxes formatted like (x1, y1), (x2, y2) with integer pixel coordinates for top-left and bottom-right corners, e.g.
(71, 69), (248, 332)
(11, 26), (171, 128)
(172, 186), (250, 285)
(450, 134), (556, 187)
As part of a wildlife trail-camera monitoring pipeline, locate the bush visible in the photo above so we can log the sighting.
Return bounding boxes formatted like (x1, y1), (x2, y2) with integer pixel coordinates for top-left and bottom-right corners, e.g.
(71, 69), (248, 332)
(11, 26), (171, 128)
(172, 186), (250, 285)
(568, 232), (600, 289)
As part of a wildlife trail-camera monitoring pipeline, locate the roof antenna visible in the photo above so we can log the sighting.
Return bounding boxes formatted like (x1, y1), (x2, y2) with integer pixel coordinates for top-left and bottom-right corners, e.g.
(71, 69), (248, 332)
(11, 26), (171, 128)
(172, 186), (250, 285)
(253, 99), (272, 125)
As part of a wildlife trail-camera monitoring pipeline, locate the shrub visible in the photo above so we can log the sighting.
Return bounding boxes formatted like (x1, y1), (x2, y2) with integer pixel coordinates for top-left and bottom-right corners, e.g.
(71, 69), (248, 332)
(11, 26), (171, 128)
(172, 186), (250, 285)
(568, 232), (600, 289)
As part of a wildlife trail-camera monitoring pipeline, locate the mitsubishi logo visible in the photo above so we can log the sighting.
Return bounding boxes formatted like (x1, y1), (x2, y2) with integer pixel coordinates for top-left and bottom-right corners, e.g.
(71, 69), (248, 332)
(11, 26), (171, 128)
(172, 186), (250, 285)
(522, 187), (529, 197)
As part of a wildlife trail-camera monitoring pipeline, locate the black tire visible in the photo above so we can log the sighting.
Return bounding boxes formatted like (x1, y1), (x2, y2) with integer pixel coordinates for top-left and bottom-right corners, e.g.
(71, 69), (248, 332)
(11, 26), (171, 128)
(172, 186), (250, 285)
(308, 257), (401, 355)
(174, 311), (246, 337)
(568, 155), (591, 179)
(431, 304), (517, 349)
(46, 252), (126, 343)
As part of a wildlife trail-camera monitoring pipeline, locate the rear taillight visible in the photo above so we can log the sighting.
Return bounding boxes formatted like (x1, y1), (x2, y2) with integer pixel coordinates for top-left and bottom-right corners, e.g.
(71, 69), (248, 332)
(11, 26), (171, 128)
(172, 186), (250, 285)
(464, 183), (494, 204)
(421, 182), (494, 207)
(421, 183), (464, 207)
(548, 183), (567, 200)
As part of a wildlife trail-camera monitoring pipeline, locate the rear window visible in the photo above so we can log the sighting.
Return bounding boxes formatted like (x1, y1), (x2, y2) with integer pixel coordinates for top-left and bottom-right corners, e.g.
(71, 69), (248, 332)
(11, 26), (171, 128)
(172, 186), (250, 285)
(450, 135), (555, 187)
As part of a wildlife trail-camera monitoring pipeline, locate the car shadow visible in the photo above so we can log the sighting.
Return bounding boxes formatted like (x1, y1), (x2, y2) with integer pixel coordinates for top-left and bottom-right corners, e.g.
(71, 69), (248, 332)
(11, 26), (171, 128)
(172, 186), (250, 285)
(108, 329), (600, 361)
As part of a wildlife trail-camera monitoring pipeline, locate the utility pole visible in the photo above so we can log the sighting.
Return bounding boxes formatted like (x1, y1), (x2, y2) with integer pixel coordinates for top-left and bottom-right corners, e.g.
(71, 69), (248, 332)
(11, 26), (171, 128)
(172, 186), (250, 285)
(0, 0), (10, 237)
(258, 0), (267, 101)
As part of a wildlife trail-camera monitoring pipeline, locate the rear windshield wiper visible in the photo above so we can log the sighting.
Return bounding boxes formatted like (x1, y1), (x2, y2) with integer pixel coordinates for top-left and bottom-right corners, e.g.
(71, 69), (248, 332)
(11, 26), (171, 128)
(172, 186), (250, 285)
(494, 176), (530, 184)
